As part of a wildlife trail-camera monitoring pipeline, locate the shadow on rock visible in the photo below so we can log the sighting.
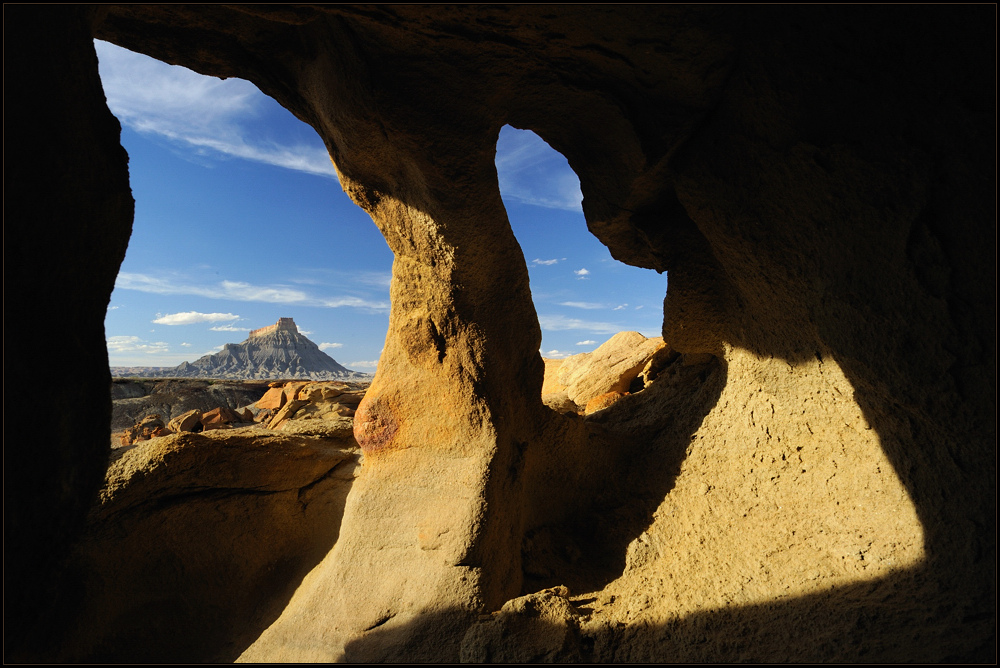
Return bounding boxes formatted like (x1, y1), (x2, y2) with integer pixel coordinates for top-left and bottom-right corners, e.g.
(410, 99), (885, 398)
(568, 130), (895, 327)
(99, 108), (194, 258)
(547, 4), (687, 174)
(36, 430), (361, 663)
(522, 355), (726, 595)
(345, 563), (994, 663)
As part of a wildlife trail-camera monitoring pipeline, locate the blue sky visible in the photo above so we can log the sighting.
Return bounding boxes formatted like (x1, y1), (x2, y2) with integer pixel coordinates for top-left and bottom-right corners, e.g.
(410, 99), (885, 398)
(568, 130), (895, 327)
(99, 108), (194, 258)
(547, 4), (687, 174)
(97, 41), (666, 371)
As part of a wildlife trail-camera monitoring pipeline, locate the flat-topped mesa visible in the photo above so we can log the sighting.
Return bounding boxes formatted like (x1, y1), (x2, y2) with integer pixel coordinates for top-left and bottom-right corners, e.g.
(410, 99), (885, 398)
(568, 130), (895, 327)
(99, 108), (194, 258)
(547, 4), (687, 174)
(249, 318), (298, 339)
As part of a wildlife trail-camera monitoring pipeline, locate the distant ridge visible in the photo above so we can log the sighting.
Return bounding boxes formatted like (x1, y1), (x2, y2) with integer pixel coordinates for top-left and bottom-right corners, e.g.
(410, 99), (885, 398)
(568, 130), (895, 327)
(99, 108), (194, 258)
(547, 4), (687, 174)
(112, 318), (371, 380)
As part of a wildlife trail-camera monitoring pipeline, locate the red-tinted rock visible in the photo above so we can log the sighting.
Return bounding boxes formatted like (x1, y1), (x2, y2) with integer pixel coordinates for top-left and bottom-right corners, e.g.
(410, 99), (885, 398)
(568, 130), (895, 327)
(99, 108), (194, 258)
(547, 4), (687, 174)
(168, 410), (202, 433)
(584, 391), (628, 415)
(256, 387), (286, 410)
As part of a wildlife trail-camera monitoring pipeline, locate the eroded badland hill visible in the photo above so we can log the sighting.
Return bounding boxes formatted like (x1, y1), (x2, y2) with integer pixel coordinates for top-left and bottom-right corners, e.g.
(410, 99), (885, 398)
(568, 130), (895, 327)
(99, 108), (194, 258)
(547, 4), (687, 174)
(112, 318), (371, 381)
(5, 6), (994, 663)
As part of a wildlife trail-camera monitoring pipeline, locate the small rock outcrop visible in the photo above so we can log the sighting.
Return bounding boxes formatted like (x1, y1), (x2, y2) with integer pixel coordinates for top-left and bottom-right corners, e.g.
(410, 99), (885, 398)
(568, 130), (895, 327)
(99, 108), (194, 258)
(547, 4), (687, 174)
(167, 409), (202, 433)
(558, 332), (666, 407)
(259, 381), (364, 431)
(115, 381), (368, 448)
(542, 332), (669, 414)
(461, 587), (582, 663)
(110, 379), (270, 432)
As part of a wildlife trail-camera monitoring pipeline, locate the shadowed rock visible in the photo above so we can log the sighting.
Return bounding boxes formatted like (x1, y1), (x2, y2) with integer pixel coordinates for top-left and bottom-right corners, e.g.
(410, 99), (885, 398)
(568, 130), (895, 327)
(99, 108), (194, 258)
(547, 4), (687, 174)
(53, 429), (361, 663)
(3, 5), (993, 664)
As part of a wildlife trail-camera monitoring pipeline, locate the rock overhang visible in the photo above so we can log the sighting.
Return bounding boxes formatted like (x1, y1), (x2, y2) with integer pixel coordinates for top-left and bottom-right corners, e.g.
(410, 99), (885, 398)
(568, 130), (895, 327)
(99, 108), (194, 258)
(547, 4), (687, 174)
(4, 5), (994, 664)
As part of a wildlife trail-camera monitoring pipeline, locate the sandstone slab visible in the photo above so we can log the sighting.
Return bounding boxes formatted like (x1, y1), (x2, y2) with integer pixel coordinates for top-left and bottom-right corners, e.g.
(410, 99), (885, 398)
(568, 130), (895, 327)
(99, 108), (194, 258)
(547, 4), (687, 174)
(167, 409), (202, 433)
(558, 332), (665, 407)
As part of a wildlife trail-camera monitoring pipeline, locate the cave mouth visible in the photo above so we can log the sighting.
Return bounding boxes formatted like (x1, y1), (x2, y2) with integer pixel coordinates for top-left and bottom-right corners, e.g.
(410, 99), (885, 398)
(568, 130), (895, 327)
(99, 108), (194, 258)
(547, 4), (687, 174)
(493, 125), (667, 365)
(95, 40), (393, 386)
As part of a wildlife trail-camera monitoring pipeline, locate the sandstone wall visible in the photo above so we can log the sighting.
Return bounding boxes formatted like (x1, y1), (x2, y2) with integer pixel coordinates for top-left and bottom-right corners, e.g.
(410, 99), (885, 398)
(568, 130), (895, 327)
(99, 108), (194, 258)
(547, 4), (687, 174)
(4, 6), (994, 663)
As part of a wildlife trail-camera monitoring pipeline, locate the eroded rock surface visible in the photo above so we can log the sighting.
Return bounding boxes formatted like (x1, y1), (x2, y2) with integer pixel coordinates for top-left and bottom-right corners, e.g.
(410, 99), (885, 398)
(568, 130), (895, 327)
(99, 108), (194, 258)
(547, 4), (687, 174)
(4, 5), (994, 664)
(54, 428), (361, 663)
(461, 587), (583, 663)
(558, 332), (665, 407)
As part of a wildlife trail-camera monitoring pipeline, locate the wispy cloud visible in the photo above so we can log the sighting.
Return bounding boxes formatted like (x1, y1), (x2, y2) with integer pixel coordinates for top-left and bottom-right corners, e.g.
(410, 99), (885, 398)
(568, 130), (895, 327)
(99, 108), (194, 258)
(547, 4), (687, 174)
(222, 281), (310, 303)
(537, 314), (621, 335)
(181, 342), (192, 347)
(349, 360), (379, 368)
(117, 273), (303, 302)
(320, 296), (390, 309)
(613, 304), (627, 311)
(576, 340), (597, 346)
(560, 301), (604, 310)
(95, 41), (336, 178)
(107, 335), (170, 355)
(115, 272), (389, 311)
(543, 349), (576, 359)
(291, 269), (393, 290)
(574, 268), (590, 280)
(495, 126), (583, 211)
(209, 324), (249, 332)
(319, 342), (344, 351)
(532, 258), (560, 266)
(352, 272), (393, 288)
(153, 311), (240, 325)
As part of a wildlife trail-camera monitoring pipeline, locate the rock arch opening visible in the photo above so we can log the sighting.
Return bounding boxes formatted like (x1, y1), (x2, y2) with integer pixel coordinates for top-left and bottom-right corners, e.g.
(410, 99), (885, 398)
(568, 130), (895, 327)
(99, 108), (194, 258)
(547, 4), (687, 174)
(494, 125), (667, 407)
(96, 41), (392, 439)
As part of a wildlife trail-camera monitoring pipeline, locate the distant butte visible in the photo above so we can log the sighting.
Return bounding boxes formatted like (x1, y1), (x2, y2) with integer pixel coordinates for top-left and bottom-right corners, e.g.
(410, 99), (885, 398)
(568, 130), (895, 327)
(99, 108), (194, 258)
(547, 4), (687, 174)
(126, 318), (370, 380)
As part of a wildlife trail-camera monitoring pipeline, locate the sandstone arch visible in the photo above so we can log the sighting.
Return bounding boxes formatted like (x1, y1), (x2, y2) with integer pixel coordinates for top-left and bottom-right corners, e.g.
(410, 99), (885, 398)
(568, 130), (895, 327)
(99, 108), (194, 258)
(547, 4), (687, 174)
(4, 5), (994, 662)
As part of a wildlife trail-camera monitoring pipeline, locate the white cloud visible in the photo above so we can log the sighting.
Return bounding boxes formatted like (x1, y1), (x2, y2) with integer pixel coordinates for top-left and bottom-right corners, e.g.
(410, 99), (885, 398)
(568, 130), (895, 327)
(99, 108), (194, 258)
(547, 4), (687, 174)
(635, 305), (645, 310)
(94, 41), (337, 179)
(537, 314), (621, 335)
(319, 342), (344, 351)
(532, 258), (559, 266)
(219, 280), (309, 303)
(559, 301), (604, 310)
(181, 342), (192, 347)
(115, 272), (390, 311)
(495, 126), (583, 211)
(613, 304), (627, 311)
(349, 360), (379, 368)
(352, 272), (393, 288)
(209, 324), (249, 332)
(576, 340), (597, 346)
(574, 268), (590, 279)
(320, 296), (390, 309)
(543, 349), (575, 359)
(106, 335), (170, 355)
(152, 311), (240, 325)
